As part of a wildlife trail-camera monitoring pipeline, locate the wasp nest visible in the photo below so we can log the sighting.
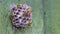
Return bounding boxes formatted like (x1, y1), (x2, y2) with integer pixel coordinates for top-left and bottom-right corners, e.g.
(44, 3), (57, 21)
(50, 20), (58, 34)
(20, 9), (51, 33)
(10, 4), (32, 28)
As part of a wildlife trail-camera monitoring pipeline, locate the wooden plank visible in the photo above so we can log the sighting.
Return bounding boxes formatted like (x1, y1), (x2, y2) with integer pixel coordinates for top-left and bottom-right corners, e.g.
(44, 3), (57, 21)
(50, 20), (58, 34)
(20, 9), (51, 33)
(0, 0), (43, 34)
(46, 0), (60, 34)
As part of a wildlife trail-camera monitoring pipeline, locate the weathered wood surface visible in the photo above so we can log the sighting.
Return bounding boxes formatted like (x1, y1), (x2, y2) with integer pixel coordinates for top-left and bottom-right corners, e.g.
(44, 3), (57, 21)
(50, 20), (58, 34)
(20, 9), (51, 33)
(46, 0), (60, 34)
(0, 0), (43, 34)
(0, 0), (60, 34)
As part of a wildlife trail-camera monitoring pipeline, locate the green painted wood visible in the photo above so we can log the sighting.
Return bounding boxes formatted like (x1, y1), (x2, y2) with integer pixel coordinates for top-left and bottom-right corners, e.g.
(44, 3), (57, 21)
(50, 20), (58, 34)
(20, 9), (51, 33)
(1, 0), (60, 34)
(0, 0), (43, 34)
(46, 0), (60, 34)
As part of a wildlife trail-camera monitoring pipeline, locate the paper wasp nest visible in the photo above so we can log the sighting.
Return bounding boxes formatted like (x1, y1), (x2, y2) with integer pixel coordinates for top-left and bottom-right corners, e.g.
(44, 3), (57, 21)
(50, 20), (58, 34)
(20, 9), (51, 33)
(10, 4), (32, 28)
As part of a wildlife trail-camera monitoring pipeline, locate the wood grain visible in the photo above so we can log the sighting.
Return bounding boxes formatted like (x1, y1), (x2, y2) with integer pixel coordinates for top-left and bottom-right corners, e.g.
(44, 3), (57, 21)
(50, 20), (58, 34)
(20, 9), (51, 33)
(0, 0), (43, 34)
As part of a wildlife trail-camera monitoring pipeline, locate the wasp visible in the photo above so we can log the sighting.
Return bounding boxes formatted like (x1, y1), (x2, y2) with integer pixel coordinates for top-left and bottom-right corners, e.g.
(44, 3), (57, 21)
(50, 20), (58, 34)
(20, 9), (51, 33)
(10, 4), (32, 29)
